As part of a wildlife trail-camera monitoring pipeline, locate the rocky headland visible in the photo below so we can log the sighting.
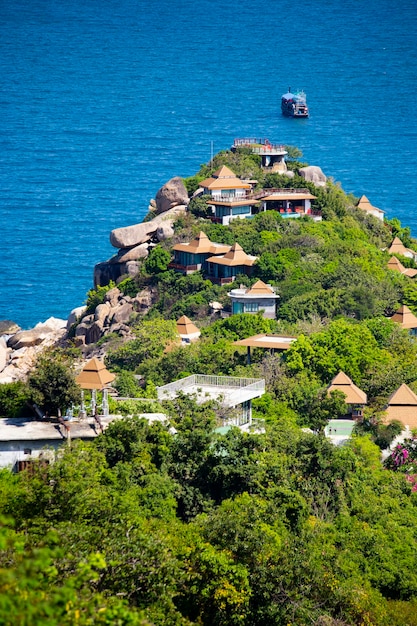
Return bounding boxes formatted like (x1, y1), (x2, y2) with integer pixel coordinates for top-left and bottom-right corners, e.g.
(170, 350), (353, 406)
(0, 162), (327, 384)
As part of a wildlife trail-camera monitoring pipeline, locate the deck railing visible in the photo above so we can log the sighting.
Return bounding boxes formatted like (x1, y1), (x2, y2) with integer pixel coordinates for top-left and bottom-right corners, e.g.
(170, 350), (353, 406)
(158, 374), (265, 395)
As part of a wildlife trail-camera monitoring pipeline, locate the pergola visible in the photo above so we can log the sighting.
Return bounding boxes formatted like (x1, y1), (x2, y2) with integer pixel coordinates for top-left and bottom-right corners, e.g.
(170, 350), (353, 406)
(75, 358), (115, 416)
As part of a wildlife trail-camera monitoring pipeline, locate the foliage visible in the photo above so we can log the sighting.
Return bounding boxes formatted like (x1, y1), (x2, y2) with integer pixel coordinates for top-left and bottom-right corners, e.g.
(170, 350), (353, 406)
(105, 317), (178, 371)
(187, 194), (213, 219)
(143, 245), (171, 274)
(28, 350), (81, 414)
(85, 281), (116, 314)
(0, 381), (31, 418)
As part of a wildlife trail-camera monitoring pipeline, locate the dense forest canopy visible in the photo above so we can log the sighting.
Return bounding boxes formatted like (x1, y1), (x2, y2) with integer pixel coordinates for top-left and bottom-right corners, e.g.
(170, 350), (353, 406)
(2, 146), (417, 625)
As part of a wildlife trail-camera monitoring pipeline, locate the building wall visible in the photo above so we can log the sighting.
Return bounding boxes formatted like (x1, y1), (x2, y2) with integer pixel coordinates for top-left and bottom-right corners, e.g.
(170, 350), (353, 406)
(0, 440), (62, 470)
(231, 297), (276, 318)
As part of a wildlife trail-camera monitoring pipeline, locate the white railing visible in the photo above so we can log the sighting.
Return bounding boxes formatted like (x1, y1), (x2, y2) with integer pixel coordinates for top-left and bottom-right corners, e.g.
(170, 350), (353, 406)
(158, 374), (264, 394)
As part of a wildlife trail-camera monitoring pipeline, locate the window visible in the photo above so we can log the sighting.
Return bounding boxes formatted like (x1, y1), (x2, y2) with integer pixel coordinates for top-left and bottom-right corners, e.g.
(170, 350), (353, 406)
(239, 401), (251, 425)
(244, 302), (259, 313)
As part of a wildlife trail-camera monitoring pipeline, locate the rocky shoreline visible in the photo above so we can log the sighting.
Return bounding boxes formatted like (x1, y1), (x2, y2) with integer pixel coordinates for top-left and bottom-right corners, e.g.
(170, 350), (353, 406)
(0, 175), (191, 384)
(0, 163), (327, 384)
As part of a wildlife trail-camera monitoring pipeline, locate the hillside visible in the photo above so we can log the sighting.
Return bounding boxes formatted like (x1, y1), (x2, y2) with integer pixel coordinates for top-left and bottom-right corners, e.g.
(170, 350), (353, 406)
(2, 146), (417, 625)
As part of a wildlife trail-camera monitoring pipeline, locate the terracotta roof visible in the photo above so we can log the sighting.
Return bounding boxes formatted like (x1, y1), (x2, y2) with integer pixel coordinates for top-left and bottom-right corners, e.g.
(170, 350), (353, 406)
(199, 165), (251, 191)
(75, 358), (115, 390)
(356, 194), (384, 215)
(386, 383), (417, 407)
(387, 256), (417, 277)
(246, 280), (276, 296)
(327, 371), (367, 404)
(390, 305), (417, 329)
(206, 243), (257, 267)
(176, 315), (200, 336)
(388, 236), (409, 256)
(234, 334), (296, 349)
(172, 231), (230, 255)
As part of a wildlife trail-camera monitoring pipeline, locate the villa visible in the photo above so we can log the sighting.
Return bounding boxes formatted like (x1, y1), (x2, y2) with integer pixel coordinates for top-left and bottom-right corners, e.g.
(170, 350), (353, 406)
(384, 384), (417, 430)
(205, 242), (257, 285)
(170, 231), (230, 275)
(388, 236), (417, 262)
(176, 315), (201, 344)
(387, 256), (417, 278)
(228, 280), (279, 318)
(356, 195), (385, 221)
(157, 374), (265, 430)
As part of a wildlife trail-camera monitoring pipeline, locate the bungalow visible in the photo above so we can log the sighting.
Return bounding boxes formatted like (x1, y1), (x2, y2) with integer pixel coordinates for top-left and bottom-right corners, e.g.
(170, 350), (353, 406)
(384, 384), (417, 430)
(327, 371), (367, 418)
(205, 242), (257, 285)
(228, 280), (279, 318)
(388, 236), (417, 263)
(170, 231), (230, 275)
(176, 315), (200, 344)
(156, 373), (265, 430)
(387, 256), (417, 278)
(199, 165), (257, 225)
(259, 188), (319, 220)
(389, 304), (417, 336)
(356, 195), (385, 221)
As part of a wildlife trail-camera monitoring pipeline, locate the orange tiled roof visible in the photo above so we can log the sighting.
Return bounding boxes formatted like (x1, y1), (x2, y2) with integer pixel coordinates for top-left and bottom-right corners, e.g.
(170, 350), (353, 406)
(327, 371), (367, 404)
(206, 243), (257, 267)
(75, 358), (115, 390)
(390, 305), (417, 329)
(199, 165), (251, 191)
(176, 315), (200, 336)
(172, 231), (230, 255)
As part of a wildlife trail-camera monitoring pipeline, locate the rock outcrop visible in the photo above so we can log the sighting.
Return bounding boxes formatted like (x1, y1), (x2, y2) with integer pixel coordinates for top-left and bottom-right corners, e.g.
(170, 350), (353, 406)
(0, 317), (67, 383)
(73, 285), (158, 347)
(298, 166), (327, 187)
(155, 177), (189, 214)
(97, 203), (187, 287)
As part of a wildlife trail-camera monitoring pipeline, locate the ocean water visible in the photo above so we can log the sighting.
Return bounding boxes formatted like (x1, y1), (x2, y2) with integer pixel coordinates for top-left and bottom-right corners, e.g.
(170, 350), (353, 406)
(1, 0), (416, 329)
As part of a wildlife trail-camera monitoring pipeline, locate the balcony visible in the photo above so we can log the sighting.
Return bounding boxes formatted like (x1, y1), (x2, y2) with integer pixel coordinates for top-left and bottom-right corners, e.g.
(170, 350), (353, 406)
(157, 374), (265, 407)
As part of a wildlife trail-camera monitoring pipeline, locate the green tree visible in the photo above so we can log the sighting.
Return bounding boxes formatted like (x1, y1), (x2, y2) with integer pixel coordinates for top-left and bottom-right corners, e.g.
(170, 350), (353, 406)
(0, 382), (31, 418)
(144, 246), (171, 274)
(28, 351), (81, 415)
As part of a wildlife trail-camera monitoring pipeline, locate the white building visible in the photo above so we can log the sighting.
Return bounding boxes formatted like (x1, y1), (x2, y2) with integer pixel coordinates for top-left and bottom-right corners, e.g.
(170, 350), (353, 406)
(157, 374), (265, 430)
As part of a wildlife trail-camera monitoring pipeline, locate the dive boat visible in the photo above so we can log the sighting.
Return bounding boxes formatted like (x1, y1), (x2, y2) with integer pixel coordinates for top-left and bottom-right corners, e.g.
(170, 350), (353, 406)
(281, 88), (309, 118)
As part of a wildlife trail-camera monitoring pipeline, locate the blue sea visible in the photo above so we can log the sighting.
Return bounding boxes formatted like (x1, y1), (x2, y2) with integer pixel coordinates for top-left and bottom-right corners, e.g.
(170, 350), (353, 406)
(1, 0), (417, 329)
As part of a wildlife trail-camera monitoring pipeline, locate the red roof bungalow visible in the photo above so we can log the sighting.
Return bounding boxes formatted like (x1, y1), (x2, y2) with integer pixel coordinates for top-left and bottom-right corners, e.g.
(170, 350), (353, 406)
(170, 231), (230, 275)
(205, 243), (257, 285)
